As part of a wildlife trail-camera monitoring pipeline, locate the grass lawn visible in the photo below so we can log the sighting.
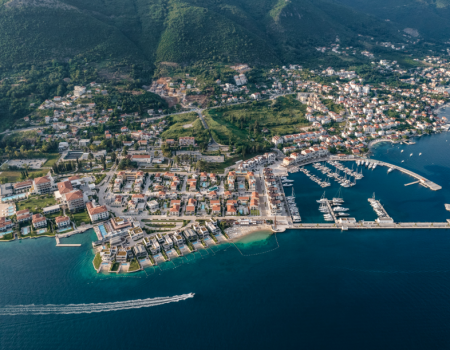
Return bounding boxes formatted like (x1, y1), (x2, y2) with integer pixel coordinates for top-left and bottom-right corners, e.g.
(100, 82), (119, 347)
(110, 262), (120, 272)
(17, 195), (56, 212)
(42, 153), (61, 167)
(128, 259), (140, 272)
(71, 211), (91, 226)
(203, 95), (309, 145)
(0, 170), (46, 183)
(93, 253), (102, 269)
(0, 232), (14, 241)
(250, 209), (260, 215)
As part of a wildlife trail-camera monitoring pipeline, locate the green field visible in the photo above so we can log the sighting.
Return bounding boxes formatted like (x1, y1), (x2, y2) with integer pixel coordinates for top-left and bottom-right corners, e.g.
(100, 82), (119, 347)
(0, 170), (46, 183)
(204, 95), (309, 145)
(17, 195), (57, 212)
(71, 211), (91, 226)
(43, 154), (61, 167)
(161, 113), (210, 147)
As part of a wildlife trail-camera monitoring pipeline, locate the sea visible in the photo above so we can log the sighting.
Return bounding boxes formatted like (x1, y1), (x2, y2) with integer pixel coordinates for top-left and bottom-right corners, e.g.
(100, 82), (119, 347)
(0, 133), (450, 349)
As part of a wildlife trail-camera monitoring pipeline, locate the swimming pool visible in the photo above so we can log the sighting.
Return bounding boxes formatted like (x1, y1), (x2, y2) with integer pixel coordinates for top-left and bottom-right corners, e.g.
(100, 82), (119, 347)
(2, 194), (26, 202)
(21, 227), (30, 235)
(0, 230), (13, 237)
(98, 225), (107, 237)
(201, 204), (205, 210)
(238, 184), (245, 189)
(208, 186), (218, 192)
(57, 227), (72, 233)
(37, 228), (47, 234)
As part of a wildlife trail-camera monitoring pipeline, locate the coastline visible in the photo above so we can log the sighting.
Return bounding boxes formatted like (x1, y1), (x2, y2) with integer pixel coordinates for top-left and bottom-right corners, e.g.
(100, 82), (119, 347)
(226, 224), (274, 242)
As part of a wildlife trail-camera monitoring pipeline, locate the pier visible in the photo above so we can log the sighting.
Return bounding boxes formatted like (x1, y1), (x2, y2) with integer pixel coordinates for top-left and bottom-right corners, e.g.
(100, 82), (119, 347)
(55, 236), (81, 247)
(293, 222), (450, 230)
(405, 181), (420, 186)
(339, 157), (442, 191)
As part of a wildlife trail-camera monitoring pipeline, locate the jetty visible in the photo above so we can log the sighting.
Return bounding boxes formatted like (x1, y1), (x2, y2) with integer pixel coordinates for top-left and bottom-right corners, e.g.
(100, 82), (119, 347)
(55, 225), (92, 247)
(293, 222), (450, 230)
(339, 157), (442, 191)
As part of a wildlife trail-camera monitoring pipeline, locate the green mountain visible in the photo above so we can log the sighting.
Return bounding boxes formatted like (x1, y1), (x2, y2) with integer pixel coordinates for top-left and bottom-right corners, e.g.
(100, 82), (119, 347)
(332, 0), (450, 41)
(0, 0), (401, 68)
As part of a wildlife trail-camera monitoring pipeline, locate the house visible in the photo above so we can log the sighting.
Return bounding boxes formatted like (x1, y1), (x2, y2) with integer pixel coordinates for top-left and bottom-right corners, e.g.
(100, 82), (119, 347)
(178, 136), (195, 147)
(133, 245), (148, 259)
(149, 239), (161, 255)
(183, 229), (198, 242)
(16, 209), (32, 223)
(55, 216), (71, 228)
(206, 220), (220, 234)
(128, 227), (144, 241)
(63, 190), (85, 212)
(32, 214), (47, 228)
(185, 198), (197, 215)
(13, 180), (32, 194)
(33, 176), (55, 194)
(147, 200), (159, 211)
(162, 235), (173, 250)
(131, 154), (152, 163)
(86, 201), (109, 222)
(0, 217), (13, 231)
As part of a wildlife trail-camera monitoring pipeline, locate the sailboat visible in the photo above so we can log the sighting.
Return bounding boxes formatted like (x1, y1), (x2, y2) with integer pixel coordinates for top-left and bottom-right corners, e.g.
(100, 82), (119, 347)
(316, 191), (327, 203)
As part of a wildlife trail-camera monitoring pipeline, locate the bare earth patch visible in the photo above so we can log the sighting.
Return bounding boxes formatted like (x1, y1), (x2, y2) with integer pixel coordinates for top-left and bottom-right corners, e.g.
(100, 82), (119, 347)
(182, 123), (193, 129)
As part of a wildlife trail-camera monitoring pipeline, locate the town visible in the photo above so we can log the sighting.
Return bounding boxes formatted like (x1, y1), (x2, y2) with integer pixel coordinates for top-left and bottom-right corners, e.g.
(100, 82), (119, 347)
(0, 57), (450, 273)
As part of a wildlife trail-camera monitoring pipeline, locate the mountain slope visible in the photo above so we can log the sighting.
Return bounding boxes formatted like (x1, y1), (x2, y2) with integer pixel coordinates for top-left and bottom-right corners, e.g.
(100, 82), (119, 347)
(332, 0), (450, 40)
(0, 0), (402, 68)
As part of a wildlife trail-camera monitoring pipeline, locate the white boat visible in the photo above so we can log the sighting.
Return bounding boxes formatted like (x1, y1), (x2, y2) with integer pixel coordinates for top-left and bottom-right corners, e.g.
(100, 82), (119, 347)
(410, 153), (413, 156)
(372, 163), (377, 169)
(283, 184), (292, 187)
(387, 168), (393, 173)
(316, 192), (327, 203)
(283, 179), (294, 183)
(401, 160), (404, 163)
(333, 207), (349, 211)
(419, 153), (422, 156)
(401, 150), (404, 153)
(337, 212), (350, 216)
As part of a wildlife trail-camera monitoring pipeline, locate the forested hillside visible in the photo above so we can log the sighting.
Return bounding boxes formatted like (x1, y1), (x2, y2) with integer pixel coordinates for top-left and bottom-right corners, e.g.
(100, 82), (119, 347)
(333, 0), (450, 40)
(0, 0), (401, 68)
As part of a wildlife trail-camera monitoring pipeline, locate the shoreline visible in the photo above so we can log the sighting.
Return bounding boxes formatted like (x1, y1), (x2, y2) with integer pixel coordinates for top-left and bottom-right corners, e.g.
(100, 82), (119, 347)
(226, 225), (274, 242)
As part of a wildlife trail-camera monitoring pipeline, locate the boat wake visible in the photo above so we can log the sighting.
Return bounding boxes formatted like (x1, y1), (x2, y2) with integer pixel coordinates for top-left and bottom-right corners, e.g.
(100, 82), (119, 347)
(0, 293), (194, 315)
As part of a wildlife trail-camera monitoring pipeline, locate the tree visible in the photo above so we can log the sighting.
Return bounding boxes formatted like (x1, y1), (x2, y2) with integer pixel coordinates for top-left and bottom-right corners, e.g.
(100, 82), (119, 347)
(173, 155), (179, 165)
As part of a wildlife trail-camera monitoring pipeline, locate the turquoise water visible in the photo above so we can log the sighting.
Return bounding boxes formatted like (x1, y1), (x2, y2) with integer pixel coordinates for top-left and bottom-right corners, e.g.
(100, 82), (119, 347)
(0, 132), (449, 349)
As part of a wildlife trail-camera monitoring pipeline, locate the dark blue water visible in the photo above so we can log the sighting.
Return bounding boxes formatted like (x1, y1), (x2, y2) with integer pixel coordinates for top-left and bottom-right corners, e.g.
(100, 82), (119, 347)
(0, 133), (450, 350)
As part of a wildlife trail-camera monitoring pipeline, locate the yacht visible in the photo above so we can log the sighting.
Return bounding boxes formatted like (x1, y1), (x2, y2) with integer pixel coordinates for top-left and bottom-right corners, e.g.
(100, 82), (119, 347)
(387, 168), (393, 173)
(333, 206), (349, 211)
(316, 192), (327, 203)
(419, 153), (422, 156)
(372, 163), (377, 169)
(401, 150), (404, 153)
(283, 184), (293, 187)
(410, 153), (413, 156)
(336, 212), (350, 216)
